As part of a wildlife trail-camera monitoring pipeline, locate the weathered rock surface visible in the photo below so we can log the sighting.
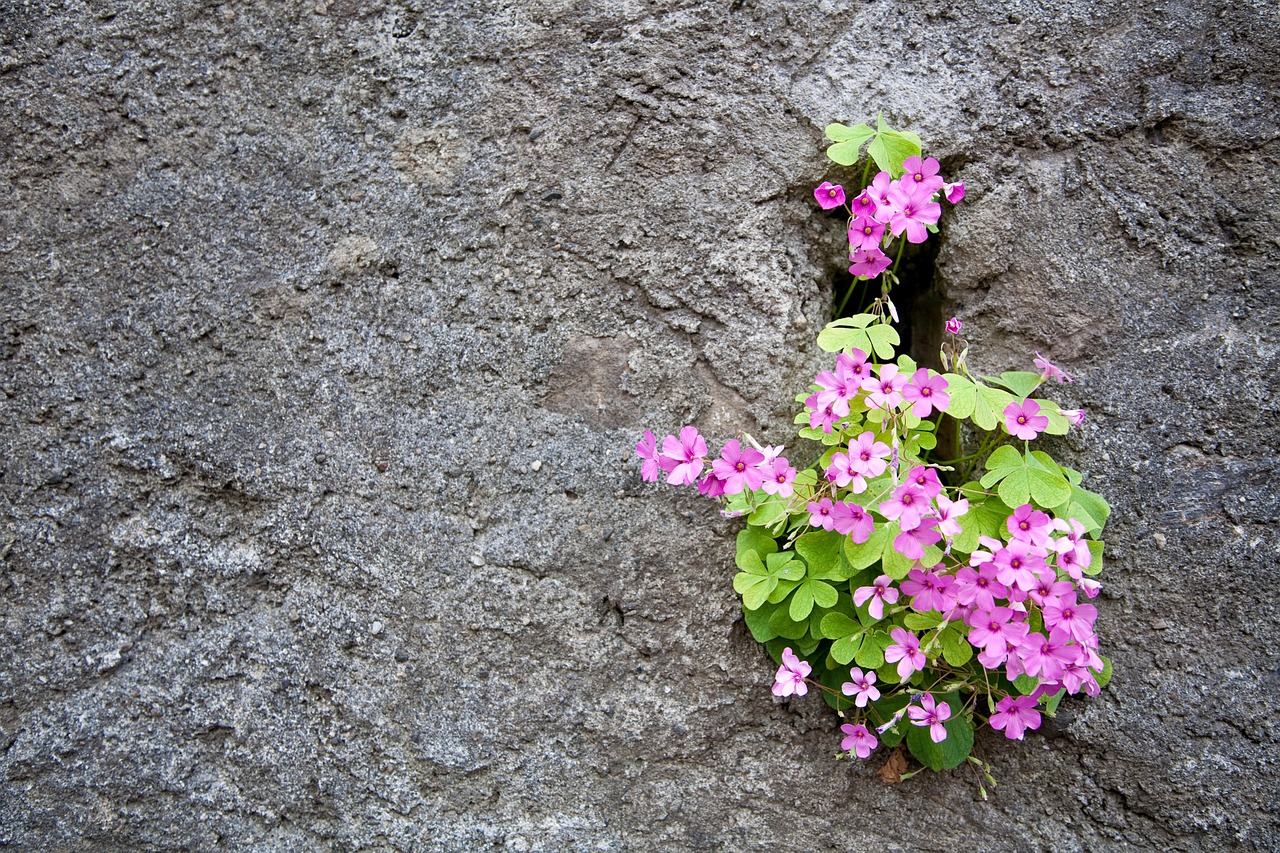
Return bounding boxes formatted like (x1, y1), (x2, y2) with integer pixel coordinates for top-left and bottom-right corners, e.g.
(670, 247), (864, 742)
(2, 0), (1278, 849)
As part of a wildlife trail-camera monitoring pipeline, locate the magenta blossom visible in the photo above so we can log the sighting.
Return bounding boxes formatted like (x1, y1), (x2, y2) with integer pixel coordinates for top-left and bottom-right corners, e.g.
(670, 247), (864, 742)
(814, 181), (846, 210)
(894, 519), (943, 562)
(1003, 399), (1049, 441)
(885, 183), (941, 244)
(945, 316), (963, 335)
(879, 482), (931, 532)
(901, 155), (945, 195)
(849, 247), (891, 279)
(943, 180), (965, 204)
(853, 574), (900, 620)
(861, 364), (907, 411)
(1061, 408), (1086, 426)
(840, 723), (879, 759)
(807, 497), (836, 530)
(884, 627), (926, 679)
(831, 501), (874, 544)
(772, 647), (811, 697)
(636, 430), (662, 482)
(904, 466), (944, 499)
(1034, 352), (1072, 383)
(990, 695), (1041, 740)
(1043, 592), (1098, 643)
(825, 451), (866, 493)
(850, 189), (877, 218)
(710, 439), (765, 495)
(847, 431), (891, 478)
(932, 493), (969, 538)
(901, 565), (956, 613)
(902, 368), (950, 417)
(848, 215), (886, 252)
(907, 693), (951, 743)
(696, 471), (726, 498)
(841, 667), (881, 707)
(759, 457), (797, 497)
(659, 426), (707, 485)
(868, 171), (895, 220)
(1008, 504), (1053, 547)
(953, 564), (1008, 611)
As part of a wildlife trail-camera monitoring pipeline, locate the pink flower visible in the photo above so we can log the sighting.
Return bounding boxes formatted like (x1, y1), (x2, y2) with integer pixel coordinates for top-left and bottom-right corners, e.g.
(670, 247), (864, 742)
(884, 627), (926, 679)
(932, 494), (969, 538)
(990, 695), (1041, 740)
(868, 171), (895, 221)
(825, 451), (866, 493)
(847, 431), (891, 478)
(841, 667), (881, 708)
(1043, 592), (1098, 643)
(992, 539), (1048, 591)
(696, 471), (726, 498)
(1008, 504), (1053, 547)
(901, 156), (945, 195)
(710, 439), (765, 495)
(814, 181), (846, 210)
(849, 247), (892, 279)
(848, 215), (886, 252)
(902, 368), (950, 417)
(894, 519), (942, 562)
(943, 180), (965, 204)
(840, 723), (878, 759)
(908, 693), (951, 743)
(636, 430), (662, 482)
(904, 466), (944, 499)
(1019, 628), (1077, 681)
(953, 565), (1007, 611)
(861, 364), (907, 411)
(945, 316), (963, 335)
(966, 605), (1021, 654)
(659, 426), (707, 485)
(772, 647), (811, 697)
(807, 498), (836, 530)
(759, 457), (797, 498)
(885, 183), (941, 244)
(1034, 352), (1072, 383)
(805, 395), (842, 434)
(879, 482), (930, 532)
(850, 189), (877, 218)
(853, 574), (900, 620)
(900, 565), (956, 613)
(1061, 408), (1086, 426)
(837, 349), (873, 384)
(1003, 399), (1049, 440)
(831, 501), (874, 543)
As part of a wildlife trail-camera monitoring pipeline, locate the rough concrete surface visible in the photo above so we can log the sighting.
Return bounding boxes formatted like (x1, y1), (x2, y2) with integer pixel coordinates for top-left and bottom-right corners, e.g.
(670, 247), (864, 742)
(2, 0), (1278, 849)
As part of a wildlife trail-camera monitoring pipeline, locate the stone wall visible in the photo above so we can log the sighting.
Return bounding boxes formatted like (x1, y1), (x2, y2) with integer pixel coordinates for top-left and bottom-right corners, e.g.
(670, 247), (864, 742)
(2, 1), (1277, 849)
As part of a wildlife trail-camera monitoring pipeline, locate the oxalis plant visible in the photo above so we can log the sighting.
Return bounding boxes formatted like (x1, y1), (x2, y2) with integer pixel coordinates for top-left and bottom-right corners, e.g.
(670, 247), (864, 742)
(636, 118), (1111, 790)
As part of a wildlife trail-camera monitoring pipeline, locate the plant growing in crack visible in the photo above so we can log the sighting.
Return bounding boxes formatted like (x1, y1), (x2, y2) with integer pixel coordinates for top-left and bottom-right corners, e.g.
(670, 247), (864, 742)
(637, 119), (1110, 792)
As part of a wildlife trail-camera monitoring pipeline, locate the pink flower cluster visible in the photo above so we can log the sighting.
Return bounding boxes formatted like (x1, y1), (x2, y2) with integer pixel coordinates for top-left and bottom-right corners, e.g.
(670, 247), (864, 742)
(803, 348), (950, 434)
(861, 502), (1103, 745)
(636, 427), (797, 499)
(815, 156), (964, 280)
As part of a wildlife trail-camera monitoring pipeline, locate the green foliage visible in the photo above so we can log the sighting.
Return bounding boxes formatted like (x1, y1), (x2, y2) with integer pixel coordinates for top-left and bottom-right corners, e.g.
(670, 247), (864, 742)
(905, 697), (974, 771)
(816, 314), (899, 360)
(824, 116), (923, 177)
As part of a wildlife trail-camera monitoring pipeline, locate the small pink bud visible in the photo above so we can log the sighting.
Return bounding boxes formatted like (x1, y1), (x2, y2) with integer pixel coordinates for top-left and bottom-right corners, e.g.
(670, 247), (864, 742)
(943, 180), (966, 204)
(945, 316), (963, 335)
(1062, 408), (1086, 427)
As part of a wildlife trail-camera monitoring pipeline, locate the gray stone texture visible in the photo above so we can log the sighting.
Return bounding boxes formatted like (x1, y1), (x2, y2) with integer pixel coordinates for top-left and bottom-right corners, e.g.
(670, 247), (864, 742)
(2, 0), (1278, 849)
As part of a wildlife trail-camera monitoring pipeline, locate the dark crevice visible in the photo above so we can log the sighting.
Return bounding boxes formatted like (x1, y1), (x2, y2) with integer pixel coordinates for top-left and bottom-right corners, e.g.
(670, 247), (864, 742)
(829, 234), (943, 370)
(828, 222), (955, 460)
